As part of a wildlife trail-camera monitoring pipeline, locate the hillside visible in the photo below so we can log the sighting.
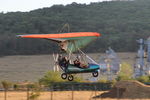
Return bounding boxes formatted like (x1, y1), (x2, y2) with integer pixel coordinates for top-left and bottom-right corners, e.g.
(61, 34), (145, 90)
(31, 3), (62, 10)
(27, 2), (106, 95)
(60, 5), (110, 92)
(0, 0), (150, 55)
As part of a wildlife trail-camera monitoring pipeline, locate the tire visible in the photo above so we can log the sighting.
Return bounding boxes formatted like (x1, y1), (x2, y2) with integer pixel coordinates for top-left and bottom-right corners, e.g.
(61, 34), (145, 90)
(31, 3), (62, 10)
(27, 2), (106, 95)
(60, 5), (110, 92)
(61, 73), (67, 80)
(92, 72), (98, 77)
(68, 75), (74, 81)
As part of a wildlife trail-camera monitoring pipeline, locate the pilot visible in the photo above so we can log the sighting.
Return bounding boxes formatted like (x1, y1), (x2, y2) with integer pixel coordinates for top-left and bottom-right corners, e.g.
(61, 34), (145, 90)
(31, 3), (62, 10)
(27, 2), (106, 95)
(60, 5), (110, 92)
(59, 56), (69, 70)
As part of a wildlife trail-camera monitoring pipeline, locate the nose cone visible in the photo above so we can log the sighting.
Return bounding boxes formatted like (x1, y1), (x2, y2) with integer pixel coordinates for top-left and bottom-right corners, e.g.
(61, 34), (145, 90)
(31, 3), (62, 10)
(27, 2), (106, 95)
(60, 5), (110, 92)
(89, 64), (100, 69)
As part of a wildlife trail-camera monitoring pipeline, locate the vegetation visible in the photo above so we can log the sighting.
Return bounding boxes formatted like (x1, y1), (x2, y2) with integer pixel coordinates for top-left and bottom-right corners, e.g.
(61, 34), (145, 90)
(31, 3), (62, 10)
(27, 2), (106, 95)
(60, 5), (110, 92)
(116, 62), (150, 84)
(136, 75), (150, 83)
(28, 83), (41, 100)
(39, 71), (64, 86)
(0, 0), (150, 55)
(39, 71), (84, 87)
(1, 81), (12, 90)
(29, 92), (40, 100)
(116, 62), (133, 81)
(13, 84), (18, 90)
(1, 81), (12, 100)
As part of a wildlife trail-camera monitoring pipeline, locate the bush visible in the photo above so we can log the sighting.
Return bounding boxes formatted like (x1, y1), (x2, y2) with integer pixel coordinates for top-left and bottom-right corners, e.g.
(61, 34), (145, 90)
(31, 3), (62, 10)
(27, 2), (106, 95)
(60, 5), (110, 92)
(13, 84), (18, 90)
(116, 74), (132, 81)
(39, 71), (64, 86)
(27, 83), (41, 100)
(39, 71), (84, 87)
(98, 79), (108, 83)
(136, 75), (150, 83)
(29, 90), (40, 100)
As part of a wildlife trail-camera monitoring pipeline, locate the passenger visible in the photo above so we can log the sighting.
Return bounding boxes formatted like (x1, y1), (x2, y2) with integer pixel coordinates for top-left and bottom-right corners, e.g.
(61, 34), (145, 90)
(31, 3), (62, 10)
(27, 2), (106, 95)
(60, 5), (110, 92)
(80, 63), (88, 68)
(73, 56), (88, 68)
(74, 59), (81, 67)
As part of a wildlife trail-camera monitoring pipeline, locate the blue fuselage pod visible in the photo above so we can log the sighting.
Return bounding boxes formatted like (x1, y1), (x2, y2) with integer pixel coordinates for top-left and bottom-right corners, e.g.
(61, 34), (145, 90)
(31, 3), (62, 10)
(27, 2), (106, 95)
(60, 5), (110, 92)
(65, 63), (99, 74)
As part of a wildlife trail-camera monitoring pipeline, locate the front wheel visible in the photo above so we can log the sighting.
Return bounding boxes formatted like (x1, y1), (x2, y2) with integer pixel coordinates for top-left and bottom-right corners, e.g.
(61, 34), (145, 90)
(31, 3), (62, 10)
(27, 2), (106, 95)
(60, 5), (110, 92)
(92, 72), (98, 77)
(61, 73), (67, 80)
(68, 75), (74, 81)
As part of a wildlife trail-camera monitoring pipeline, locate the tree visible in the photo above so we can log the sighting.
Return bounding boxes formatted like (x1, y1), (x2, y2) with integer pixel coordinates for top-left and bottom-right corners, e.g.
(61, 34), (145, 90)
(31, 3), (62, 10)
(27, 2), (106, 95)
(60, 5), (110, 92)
(116, 62), (133, 81)
(1, 0), (150, 55)
(1, 81), (12, 100)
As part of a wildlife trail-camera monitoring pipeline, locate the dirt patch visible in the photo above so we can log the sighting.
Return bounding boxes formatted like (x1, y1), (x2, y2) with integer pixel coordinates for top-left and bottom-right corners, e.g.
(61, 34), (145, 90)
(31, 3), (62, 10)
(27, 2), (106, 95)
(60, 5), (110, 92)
(94, 80), (150, 99)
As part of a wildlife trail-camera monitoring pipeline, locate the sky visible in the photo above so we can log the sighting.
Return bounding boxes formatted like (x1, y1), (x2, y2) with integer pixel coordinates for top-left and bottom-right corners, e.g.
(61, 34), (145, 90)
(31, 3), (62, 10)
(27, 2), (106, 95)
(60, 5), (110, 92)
(0, 0), (111, 12)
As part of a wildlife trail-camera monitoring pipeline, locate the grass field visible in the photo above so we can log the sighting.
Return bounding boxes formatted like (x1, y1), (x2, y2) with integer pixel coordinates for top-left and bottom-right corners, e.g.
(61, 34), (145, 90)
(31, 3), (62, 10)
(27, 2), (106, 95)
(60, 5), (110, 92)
(0, 53), (149, 100)
(0, 53), (136, 82)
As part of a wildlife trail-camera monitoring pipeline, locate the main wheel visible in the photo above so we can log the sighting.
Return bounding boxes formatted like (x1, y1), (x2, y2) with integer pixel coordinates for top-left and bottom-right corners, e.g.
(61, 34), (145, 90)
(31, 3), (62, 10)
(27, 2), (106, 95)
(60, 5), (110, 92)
(68, 75), (74, 81)
(61, 73), (67, 80)
(92, 72), (98, 77)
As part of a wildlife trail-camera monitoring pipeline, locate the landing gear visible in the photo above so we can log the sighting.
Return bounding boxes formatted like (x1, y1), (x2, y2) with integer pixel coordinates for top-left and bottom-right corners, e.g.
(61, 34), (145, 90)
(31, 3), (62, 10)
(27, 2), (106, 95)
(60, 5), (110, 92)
(61, 73), (67, 79)
(68, 75), (74, 81)
(61, 73), (74, 81)
(92, 71), (98, 77)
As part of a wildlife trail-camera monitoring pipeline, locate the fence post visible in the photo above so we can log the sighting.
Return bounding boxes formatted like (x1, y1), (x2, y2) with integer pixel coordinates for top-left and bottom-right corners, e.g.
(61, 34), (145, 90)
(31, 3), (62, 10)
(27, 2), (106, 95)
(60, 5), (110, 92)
(94, 85), (97, 100)
(50, 85), (53, 100)
(71, 85), (74, 100)
(4, 89), (7, 100)
(27, 87), (29, 100)
(117, 88), (119, 100)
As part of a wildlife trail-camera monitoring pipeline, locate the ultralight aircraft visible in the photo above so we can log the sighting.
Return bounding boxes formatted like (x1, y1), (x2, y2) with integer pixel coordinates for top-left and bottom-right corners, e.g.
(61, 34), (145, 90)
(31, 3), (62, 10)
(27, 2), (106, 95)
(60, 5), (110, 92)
(17, 32), (101, 81)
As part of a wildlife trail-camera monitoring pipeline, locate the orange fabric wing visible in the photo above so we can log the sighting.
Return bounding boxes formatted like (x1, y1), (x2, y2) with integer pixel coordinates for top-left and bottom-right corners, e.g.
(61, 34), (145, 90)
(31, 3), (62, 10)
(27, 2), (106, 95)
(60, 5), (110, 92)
(17, 32), (101, 39)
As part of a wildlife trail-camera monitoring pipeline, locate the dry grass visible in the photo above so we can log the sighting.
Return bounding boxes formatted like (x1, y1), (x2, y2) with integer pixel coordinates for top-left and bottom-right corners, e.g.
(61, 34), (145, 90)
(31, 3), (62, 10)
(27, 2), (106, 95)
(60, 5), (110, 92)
(0, 91), (148, 100)
(0, 91), (102, 100)
(0, 53), (136, 82)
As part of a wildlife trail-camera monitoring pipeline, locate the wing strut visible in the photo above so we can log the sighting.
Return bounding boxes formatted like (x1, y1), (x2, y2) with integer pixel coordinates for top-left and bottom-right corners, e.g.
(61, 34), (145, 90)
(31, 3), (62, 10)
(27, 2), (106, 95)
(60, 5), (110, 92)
(78, 49), (98, 65)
